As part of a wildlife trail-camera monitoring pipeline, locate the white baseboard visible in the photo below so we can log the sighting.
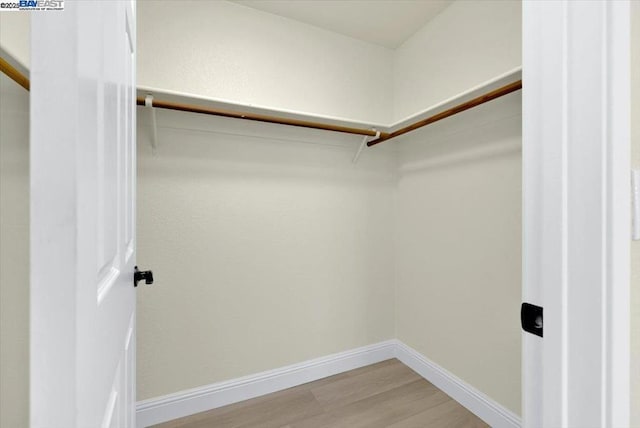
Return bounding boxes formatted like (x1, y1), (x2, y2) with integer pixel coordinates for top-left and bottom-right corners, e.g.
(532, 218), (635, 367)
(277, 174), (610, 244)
(136, 340), (397, 427)
(136, 340), (521, 428)
(394, 341), (521, 428)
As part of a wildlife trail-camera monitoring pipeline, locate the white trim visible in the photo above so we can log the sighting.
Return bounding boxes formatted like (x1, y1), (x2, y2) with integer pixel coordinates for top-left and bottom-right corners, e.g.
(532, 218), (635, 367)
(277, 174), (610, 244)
(395, 341), (521, 428)
(136, 340), (521, 428)
(522, 1), (631, 426)
(521, 2), (565, 425)
(136, 340), (396, 427)
(605, 3), (631, 425)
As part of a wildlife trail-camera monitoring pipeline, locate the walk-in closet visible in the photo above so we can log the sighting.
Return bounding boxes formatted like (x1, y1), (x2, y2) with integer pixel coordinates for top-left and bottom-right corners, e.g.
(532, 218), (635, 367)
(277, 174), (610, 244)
(0, 1), (637, 427)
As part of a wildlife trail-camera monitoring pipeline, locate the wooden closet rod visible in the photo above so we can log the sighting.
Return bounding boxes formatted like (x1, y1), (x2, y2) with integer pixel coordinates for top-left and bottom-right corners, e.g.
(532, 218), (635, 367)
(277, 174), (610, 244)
(367, 80), (522, 147)
(0, 56), (29, 91)
(1, 55), (521, 145)
(0, 57), (381, 138)
(135, 97), (383, 138)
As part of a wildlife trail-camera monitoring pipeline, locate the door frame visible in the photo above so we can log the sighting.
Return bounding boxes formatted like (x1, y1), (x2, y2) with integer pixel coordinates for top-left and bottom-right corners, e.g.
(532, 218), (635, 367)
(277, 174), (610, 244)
(522, 0), (631, 426)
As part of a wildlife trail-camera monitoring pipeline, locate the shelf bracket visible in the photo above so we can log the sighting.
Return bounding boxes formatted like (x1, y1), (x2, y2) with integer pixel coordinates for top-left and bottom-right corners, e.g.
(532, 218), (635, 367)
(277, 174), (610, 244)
(352, 130), (380, 164)
(145, 94), (158, 154)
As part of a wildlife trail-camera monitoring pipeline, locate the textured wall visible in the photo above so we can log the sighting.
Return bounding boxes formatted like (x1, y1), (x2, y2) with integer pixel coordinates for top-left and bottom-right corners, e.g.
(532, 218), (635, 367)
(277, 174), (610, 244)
(0, 12), (29, 68)
(0, 74), (29, 428)
(394, 92), (522, 415)
(136, 0), (393, 125)
(135, 108), (397, 400)
(393, 0), (521, 122)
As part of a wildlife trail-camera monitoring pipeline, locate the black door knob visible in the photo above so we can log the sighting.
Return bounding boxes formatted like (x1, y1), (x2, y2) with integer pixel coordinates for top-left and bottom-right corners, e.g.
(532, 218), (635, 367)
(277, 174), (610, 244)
(134, 266), (154, 287)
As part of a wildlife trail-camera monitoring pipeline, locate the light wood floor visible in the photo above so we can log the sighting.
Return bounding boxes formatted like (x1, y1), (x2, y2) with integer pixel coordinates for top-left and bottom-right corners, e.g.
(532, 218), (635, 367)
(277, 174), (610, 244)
(154, 359), (489, 428)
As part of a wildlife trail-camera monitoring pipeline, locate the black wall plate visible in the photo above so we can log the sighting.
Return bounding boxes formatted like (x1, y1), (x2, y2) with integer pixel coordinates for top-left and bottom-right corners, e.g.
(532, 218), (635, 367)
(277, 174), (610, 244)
(521, 303), (543, 337)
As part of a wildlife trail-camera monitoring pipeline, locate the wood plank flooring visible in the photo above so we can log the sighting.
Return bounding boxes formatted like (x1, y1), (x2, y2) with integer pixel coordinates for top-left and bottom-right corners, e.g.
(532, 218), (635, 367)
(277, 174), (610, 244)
(154, 359), (489, 428)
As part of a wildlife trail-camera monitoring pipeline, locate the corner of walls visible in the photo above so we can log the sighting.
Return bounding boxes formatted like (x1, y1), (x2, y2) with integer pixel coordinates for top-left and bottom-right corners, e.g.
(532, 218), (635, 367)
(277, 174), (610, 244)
(391, 90), (523, 418)
(136, 0), (522, 132)
(386, 0), (523, 419)
(138, 339), (522, 428)
(391, 0), (522, 123)
(395, 341), (521, 428)
(392, 145), (401, 343)
(135, 0), (526, 421)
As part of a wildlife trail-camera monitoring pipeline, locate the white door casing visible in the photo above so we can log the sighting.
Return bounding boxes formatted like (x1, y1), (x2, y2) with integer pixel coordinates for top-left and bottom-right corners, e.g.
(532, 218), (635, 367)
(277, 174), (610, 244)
(522, 1), (630, 427)
(30, 1), (137, 427)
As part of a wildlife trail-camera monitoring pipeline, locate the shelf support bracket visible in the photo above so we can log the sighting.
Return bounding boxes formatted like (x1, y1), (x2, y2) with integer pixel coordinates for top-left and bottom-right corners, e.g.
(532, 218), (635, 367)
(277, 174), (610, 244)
(145, 94), (158, 154)
(352, 130), (380, 164)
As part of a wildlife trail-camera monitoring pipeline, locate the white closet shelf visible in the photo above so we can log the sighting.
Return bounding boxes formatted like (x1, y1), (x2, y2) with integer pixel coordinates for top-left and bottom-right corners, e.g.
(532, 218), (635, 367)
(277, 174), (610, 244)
(135, 85), (384, 138)
(368, 67), (522, 146)
(390, 67), (522, 133)
(0, 51), (521, 147)
(136, 67), (521, 147)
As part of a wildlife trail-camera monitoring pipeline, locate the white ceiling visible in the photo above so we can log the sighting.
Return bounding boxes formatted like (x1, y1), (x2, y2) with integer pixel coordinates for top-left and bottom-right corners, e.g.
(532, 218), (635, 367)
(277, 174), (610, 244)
(231, 0), (454, 49)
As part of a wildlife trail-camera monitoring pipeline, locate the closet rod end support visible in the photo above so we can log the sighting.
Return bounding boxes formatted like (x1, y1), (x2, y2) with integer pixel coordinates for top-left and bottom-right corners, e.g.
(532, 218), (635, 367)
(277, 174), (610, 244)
(352, 130), (380, 164)
(145, 94), (158, 154)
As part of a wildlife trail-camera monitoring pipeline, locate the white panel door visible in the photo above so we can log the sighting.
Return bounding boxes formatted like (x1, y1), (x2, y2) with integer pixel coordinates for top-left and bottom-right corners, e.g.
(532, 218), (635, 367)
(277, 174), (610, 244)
(522, 1), (630, 426)
(30, 1), (138, 427)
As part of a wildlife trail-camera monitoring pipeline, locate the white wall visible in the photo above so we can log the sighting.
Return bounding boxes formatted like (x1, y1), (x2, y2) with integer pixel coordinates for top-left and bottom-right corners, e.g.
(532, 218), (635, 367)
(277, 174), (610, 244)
(135, 109), (397, 400)
(0, 12), (29, 68)
(390, 2), (522, 415)
(136, 0), (393, 125)
(392, 0), (521, 122)
(394, 92), (522, 415)
(0, 74), (29, 428)
(631, 1), (639, 425)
